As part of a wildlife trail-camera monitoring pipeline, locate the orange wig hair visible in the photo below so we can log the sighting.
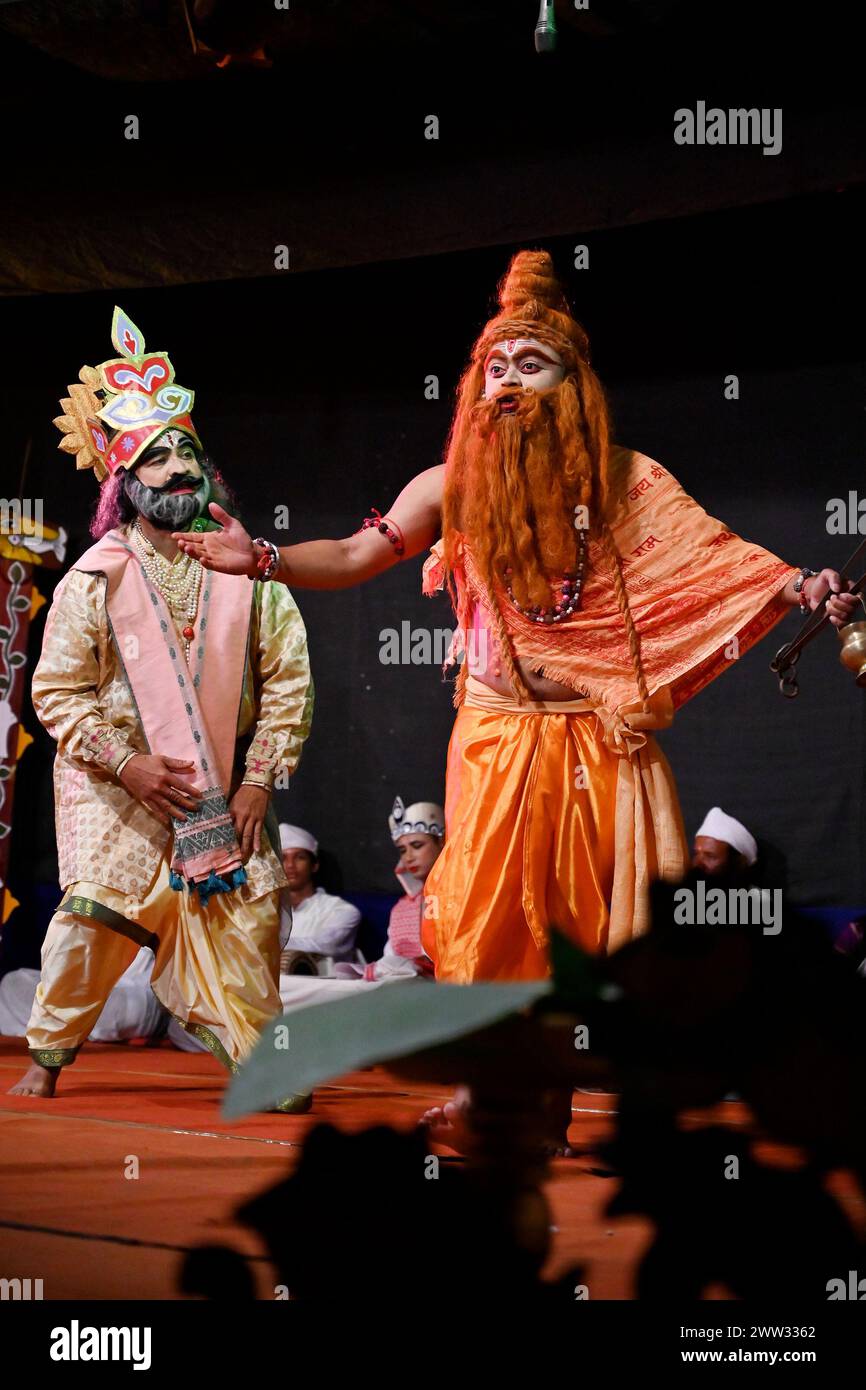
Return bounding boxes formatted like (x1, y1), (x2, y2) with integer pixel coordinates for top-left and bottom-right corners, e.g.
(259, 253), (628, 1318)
(441, 249), (650, 708)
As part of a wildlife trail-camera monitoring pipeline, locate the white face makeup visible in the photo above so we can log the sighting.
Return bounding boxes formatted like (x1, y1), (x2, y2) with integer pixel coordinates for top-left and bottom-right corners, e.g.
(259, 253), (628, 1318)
(483, 337), (565, 403)
(134, 431), (203, 489)
(126, 430), (209, 531)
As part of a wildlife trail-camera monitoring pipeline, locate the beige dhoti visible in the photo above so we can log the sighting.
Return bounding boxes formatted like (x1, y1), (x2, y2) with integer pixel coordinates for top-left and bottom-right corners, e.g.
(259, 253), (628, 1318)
(27, 850), (281, 1073)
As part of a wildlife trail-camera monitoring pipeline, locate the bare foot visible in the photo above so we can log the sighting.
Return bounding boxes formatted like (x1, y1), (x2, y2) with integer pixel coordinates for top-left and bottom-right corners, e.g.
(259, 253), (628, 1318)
(420, 1085), (472, 1150)
(420, 1085), (578, 1157)
(8, 1063), (59, 1098)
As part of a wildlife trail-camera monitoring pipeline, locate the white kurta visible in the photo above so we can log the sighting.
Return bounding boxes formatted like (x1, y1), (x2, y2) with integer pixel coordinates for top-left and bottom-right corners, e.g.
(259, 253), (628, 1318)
(0, 947), (167, 1043)
(278, 887), (361, 958)
(277, 893), (429, 1010)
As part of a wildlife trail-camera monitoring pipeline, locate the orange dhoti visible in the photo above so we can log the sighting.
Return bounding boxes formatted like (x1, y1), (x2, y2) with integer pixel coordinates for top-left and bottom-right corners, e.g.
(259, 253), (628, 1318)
(421, 677), (689, 982)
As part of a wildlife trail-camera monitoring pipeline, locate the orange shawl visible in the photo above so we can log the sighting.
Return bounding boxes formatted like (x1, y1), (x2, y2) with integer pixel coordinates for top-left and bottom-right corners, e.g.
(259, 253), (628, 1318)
(423, 446), (797, 722)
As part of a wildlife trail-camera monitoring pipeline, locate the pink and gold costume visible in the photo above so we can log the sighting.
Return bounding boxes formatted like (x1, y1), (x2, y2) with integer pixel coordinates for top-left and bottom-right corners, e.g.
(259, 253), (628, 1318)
(26, 306), (313, 1073)
(28, 546), (313, 1070)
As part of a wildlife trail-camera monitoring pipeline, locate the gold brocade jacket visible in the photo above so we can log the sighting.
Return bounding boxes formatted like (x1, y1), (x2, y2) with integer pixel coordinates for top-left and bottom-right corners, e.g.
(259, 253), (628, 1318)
(31, 567), (314, 901)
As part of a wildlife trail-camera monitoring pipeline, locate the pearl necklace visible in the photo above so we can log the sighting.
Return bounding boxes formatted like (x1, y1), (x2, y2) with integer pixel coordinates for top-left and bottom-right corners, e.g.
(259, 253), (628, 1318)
(132, 522), (202, 659)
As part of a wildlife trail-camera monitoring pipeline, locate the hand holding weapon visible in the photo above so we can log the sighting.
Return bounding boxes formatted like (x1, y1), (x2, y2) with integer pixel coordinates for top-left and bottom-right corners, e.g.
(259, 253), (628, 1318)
(771, 540), (866, 697)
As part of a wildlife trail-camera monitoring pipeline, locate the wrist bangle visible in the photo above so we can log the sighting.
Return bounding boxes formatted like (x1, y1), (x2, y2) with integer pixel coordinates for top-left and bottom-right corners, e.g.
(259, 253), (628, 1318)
(792, 567), (816, 593)
(251, 538), (279, 582)
(793, 567), (817, 614)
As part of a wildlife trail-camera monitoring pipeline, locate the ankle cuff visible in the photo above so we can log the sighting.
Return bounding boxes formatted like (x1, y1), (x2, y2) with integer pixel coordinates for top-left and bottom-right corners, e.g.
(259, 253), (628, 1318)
(28, 1047), (77, 1069)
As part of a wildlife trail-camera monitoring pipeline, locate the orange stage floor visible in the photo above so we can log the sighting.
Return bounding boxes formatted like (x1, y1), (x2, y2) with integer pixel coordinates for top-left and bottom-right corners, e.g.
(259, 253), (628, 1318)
(2, 1035), (857, 1302)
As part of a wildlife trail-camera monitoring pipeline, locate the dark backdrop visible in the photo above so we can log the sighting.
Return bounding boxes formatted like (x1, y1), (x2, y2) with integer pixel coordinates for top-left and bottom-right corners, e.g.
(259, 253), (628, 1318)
(2, 192), (865, 928)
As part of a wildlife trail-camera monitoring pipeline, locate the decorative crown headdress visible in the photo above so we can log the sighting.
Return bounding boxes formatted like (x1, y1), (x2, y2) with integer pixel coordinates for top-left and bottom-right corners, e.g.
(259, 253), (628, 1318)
(388, 796), (445, 843)
(54, 306), (201, 482)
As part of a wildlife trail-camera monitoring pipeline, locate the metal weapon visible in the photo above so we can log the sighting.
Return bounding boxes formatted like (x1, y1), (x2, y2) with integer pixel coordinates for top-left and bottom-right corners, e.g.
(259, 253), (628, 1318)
(770, 537), (866, 697)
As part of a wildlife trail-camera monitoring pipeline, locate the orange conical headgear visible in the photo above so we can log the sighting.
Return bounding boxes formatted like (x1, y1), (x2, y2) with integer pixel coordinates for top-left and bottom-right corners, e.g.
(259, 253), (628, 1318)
(471, 249), (590, 371)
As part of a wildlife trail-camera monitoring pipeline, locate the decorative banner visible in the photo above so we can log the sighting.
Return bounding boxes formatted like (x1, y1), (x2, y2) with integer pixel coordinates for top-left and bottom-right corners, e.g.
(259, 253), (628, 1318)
(0, 509), (66, 928)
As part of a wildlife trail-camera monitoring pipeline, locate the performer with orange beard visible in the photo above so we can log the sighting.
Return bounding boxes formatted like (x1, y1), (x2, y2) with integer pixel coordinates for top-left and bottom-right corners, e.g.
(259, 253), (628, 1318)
(176, 251), (857, 990)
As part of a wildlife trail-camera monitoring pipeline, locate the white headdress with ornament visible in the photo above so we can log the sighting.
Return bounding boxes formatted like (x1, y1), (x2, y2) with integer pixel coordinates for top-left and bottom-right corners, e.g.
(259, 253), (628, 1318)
(388, 796), (445, 843)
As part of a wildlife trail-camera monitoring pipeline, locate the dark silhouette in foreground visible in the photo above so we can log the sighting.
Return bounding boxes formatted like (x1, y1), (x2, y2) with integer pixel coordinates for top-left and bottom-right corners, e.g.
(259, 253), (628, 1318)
(181, 870), (866, 1303)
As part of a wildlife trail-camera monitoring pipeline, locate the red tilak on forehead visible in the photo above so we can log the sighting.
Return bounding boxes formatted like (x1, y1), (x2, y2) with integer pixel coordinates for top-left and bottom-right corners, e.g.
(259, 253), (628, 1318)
(483, 341), (561, 371)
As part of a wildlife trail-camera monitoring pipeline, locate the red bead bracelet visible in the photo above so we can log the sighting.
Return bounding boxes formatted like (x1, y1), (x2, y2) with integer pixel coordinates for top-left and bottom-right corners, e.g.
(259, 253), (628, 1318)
(357, 508), (405, 556)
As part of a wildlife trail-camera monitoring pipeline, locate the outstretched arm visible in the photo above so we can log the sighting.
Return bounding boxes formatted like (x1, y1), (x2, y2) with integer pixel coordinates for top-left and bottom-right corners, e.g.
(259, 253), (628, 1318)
(173, 464), (444, 590)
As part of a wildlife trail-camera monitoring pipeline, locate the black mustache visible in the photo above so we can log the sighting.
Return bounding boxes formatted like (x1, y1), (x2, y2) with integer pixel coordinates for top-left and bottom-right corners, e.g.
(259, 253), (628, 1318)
(150, 475), (203, 495)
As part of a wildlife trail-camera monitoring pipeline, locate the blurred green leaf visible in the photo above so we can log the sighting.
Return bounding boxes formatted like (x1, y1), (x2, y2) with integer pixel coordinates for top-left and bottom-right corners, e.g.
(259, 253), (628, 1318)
(224, 979), (550, 1117)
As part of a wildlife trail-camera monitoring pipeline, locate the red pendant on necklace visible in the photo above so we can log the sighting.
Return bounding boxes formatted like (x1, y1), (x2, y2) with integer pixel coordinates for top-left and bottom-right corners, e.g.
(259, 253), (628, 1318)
(182, 625), (195, 641)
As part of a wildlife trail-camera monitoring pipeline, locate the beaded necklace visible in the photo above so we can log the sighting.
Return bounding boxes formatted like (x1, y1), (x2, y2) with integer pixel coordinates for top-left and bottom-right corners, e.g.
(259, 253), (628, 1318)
(504, 526), (587, 624)
(132, 521), (202, 659)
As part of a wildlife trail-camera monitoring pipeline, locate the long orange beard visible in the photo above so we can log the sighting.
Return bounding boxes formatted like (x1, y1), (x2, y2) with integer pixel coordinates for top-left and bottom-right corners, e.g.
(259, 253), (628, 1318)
(442, 377), (603, 609)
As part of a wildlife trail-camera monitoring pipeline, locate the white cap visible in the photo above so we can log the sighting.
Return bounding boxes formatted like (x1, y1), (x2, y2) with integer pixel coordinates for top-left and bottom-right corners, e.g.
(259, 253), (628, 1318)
(388, 796), (445, 844)
(695, 807), (757, 866)
(279, 823), (318, 856)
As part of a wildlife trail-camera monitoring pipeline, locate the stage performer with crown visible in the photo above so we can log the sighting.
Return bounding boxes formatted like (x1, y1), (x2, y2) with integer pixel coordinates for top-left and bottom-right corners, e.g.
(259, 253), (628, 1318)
(10, 308), (314, 1105)
(174, 252), (856, 991)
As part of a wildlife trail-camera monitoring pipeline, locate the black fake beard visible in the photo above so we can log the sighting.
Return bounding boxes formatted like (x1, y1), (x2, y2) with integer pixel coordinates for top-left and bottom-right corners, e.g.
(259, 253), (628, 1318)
(125, 473), (211, 531)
